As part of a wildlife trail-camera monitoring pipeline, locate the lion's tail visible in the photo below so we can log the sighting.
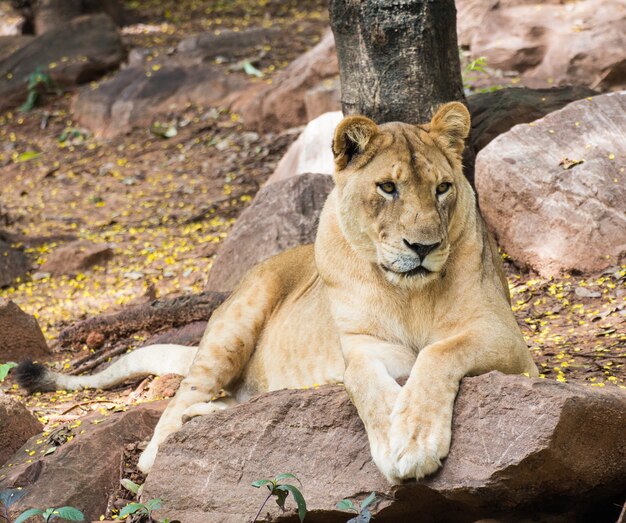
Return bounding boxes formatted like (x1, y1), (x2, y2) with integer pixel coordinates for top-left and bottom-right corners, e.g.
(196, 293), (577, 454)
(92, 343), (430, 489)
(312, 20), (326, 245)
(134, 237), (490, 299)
(15, 344), (198, 393)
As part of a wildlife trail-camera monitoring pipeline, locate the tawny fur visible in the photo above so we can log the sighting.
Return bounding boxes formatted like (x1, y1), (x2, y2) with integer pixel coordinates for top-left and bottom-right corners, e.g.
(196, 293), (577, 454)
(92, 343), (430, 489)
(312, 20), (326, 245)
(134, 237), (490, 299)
(22, 103), (538, 483)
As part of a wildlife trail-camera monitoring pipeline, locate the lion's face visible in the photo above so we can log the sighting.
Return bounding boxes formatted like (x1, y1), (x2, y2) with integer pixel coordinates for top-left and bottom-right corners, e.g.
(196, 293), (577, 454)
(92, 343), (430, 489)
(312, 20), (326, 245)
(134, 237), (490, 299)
(332, 103), (471, 286)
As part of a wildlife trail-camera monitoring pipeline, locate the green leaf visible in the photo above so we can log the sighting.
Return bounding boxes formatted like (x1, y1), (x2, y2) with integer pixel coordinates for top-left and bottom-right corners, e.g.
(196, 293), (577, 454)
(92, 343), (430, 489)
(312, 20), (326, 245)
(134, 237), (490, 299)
(335, 499), (356, 512)
(43, 446), (56, 456)
(15, 151), (41, 163)
(274, 488), (288, 512)
(0, 362), (17, 382)
(120, 479), (141, 495)
(51, 506), (84, 521)
(0, 488), (26, 508)
(242, 60), (263, 78)
(143, 498), (162, 511)
(43, 508), (55, 521)
(274, 473), (302, 486)
(14, 508), (44, 523)
(276, 484), (307, 523)
(360, 492), (377, 510)
(251, 479), (273, 488)
(119, 502), (146, 518)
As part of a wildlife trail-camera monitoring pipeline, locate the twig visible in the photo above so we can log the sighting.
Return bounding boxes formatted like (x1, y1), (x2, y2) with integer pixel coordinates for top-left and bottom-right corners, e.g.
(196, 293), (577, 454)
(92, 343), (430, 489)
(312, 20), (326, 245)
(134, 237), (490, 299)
(60, 399), (122, 415)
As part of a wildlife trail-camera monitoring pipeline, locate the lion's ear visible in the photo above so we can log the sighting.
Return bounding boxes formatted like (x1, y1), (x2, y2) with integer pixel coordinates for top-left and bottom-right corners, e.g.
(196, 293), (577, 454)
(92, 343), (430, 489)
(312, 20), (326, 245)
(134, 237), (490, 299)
(429, 102), (471, 155)
(332, 116), (379, 170)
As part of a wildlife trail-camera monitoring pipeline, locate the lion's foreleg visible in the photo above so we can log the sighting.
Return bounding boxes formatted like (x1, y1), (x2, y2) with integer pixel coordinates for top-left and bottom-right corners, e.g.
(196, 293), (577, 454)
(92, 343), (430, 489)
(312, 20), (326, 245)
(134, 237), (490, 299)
(341, 334), (415, 483)
(138, 278), (279, 473)
(388, 329), (533, 483)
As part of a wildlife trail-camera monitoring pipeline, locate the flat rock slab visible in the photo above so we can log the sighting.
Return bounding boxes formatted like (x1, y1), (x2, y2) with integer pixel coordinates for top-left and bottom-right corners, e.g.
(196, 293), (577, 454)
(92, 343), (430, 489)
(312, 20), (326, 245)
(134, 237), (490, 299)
(205, 173), (335, 292)
(0, 14), (124, 111)
(39, 240), (113, 276)
(476, 91), (626, 276)
(72, 64), (246, 138)
(0, 401), (166, 521)
(0, 394), (42, 467)
(0, 298), (50, 362)
(144, 372), (626, 523)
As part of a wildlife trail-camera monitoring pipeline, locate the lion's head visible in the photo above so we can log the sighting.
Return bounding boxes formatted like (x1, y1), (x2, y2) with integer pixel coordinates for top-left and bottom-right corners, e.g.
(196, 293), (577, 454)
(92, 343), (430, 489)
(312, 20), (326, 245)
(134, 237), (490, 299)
(331, 102), (473, 286)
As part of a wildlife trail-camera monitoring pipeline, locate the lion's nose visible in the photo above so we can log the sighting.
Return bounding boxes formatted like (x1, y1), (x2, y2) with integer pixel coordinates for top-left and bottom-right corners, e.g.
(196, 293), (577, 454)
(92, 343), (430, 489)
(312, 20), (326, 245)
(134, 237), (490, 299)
(403, 240), (440, 259)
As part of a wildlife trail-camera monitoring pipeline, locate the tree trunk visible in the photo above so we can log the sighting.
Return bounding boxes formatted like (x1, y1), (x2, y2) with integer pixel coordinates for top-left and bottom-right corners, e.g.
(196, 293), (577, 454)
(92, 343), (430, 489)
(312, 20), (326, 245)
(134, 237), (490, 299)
(329, 0), (466, 125)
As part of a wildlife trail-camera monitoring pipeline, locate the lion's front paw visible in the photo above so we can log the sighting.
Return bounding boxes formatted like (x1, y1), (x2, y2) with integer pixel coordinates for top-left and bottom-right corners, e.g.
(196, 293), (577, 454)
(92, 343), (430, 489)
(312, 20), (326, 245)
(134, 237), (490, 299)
(387, 401), (452, 482)
(181, 399), (231, 423)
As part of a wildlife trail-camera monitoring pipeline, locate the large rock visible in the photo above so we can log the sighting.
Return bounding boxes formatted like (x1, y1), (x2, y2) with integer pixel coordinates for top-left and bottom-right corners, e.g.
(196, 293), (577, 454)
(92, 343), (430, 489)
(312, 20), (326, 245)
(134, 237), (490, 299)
(0, 401), (166, 521)
(476, 91), (626, 277)
(205, 173), (334, 292)
(0, 238), (30, 287)
(144, 372), (626, 523)
(468, 86), (597, 153)
(0, 394), (42, 467)
(237, 30), (338, 132)
(304, 78), (341, 121)
(39, 240), (113, 276)
(31, 0), (133, 34)
(0, 14), (125, 112)
(268, 112), (342, 184)
(0, 299), (50, 362)
(462, 0), (626, 91)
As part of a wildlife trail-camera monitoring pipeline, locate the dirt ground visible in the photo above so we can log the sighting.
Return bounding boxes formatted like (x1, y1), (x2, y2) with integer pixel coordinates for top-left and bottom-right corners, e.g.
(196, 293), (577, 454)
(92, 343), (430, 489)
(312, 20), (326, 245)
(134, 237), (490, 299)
(0, 1), (624, 515)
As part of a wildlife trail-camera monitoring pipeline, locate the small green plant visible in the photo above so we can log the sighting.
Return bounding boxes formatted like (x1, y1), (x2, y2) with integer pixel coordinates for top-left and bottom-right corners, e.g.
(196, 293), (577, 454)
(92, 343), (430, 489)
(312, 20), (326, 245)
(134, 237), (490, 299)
(336, 492), (377, 523)
(251, 473), (307, 523)
(118, 498), (178, 523)
(0, 362), (17, 383)
(19, 67), (56, 113)
(465, 56), (488, 75)
(0, 491), (84, 523)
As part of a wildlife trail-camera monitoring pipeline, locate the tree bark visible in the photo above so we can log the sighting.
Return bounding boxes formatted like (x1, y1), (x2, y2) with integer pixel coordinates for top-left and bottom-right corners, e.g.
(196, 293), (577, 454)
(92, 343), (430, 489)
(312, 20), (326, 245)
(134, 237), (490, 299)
(329, 0), (466, 125)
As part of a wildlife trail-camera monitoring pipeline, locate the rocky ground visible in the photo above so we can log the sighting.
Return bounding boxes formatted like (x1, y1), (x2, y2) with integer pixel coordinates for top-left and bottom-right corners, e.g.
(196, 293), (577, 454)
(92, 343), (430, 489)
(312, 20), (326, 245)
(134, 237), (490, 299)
(0, 0), (624, 521)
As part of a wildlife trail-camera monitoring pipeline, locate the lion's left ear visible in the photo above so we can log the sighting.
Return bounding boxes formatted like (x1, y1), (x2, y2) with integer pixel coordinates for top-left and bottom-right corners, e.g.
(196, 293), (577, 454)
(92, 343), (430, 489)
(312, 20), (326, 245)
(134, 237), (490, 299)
(332, 115), (379, 171)
(429, 102), (471, 155)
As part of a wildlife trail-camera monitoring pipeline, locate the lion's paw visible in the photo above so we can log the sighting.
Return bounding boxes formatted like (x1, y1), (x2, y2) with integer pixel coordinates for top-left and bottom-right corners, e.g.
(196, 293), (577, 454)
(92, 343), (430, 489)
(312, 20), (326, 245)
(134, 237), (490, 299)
(387, 403), (452, 482)
(181, 399), (231, 423)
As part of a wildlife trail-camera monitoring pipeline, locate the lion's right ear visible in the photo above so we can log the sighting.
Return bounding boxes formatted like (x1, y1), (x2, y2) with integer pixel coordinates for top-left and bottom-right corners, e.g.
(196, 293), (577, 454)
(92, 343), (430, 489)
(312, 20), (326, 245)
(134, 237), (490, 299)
(332, 116), (379, 170)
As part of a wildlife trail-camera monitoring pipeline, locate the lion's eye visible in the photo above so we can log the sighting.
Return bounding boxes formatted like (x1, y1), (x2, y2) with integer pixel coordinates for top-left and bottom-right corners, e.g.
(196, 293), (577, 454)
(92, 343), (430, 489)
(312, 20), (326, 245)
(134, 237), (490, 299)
(377, 182), (397, 195)
(436, 182), (451, 195)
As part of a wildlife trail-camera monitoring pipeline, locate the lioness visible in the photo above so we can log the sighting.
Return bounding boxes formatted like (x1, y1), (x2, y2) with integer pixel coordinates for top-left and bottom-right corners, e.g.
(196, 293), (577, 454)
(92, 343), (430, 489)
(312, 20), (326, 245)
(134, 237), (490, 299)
(17, 102), (538, 483)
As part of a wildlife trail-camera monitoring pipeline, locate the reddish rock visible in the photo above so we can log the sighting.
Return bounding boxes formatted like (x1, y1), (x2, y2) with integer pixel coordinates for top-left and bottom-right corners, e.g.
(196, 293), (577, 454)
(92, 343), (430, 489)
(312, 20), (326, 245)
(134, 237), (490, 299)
(143, 372), (626, 523)
(0, 401), (167, 521)
(238, 30), (338, 132)
(0, 299), (50, 362)
(305, 78), (341, 122)
(467, 86), (597, 153)
(0, 394), (42, 467)
(463, 0), (626, 91)
(85, 331), (105, 350)
(268, 112), (341, 185)
(0, 14), (125, 112)
(476, 91), (626, 276)
(143, 374), (183, 401)
(0, 238), (30, 288)
(72, 65), (246, 138)
(40, 240), (113, 276)
(205, 173), (334, 292)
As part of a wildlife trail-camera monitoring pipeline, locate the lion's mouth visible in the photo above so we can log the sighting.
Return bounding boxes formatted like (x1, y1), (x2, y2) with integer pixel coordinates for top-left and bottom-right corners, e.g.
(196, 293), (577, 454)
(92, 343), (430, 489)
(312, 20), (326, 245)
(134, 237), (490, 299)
(381, 264), (432, 277)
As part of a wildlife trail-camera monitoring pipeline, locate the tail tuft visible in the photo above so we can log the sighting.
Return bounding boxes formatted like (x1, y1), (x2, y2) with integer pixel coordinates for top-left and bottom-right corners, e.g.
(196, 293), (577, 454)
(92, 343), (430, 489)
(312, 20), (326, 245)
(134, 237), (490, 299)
(15, 360), (56, 393)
